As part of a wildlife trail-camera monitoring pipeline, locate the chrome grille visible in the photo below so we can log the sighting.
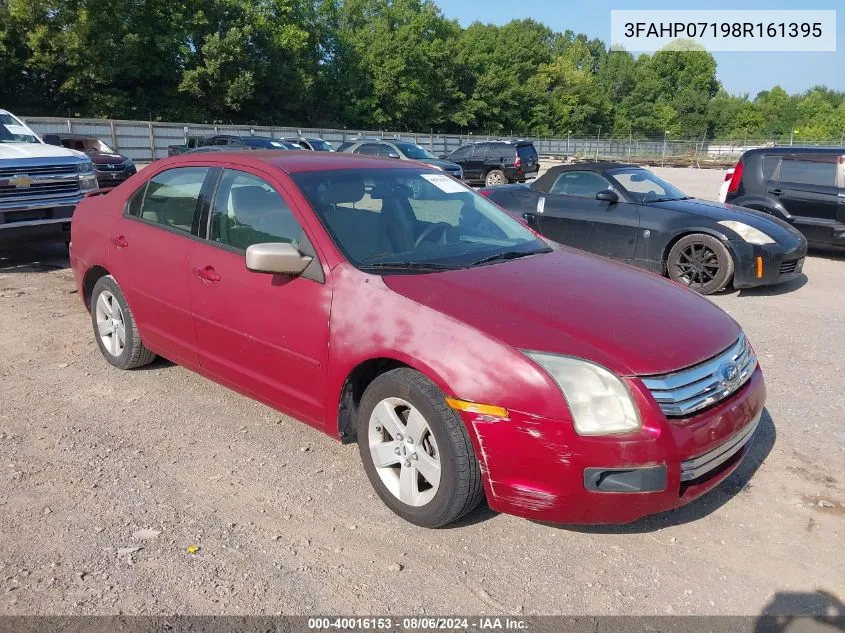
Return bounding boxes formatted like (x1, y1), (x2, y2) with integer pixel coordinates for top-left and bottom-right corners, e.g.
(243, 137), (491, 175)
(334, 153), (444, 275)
(642, 335), (757, 417)
(0, 164), (76, 178)
(95, 162), (126, 172)
(0, 181), (80, 198)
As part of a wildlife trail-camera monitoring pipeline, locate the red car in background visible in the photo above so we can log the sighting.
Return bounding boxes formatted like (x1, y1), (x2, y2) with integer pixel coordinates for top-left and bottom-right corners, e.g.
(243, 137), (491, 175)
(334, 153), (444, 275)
(43, 133), (137, 189)
(69, 152), (765, 527)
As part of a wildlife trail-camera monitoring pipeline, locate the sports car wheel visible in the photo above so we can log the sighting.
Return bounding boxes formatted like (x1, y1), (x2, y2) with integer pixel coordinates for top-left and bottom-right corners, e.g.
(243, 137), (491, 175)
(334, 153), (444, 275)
(666, 234), (734, 295)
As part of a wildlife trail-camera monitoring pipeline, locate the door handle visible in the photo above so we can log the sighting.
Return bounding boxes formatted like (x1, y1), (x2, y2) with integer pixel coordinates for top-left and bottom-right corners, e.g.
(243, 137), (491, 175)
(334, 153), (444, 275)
(110, 235), (128, 248)
(194, 266), (221, 282)
(771, 189), (784, 196)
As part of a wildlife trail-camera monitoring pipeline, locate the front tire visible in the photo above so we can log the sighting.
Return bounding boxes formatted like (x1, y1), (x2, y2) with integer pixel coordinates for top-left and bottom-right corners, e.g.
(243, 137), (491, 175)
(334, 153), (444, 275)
(666, 234), (734, 295)
(90, 275), (156, 369)
(357, 368), (484, 527)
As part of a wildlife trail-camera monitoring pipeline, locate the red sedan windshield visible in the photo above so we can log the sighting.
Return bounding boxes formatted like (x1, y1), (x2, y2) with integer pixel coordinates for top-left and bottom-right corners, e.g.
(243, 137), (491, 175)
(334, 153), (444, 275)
(291, 168), (548, 271)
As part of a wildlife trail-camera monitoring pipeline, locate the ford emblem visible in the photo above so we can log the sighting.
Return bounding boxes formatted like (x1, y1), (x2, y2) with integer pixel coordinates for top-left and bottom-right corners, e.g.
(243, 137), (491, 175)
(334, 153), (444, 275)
(718, 361), (741, 388)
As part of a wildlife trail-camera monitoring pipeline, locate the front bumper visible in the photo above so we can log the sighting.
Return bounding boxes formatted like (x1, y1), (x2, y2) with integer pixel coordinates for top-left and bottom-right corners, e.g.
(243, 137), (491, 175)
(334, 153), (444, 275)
(461, 367), (766, 524)
(0, 197), (81, 246)
(729, 237), (808, 288)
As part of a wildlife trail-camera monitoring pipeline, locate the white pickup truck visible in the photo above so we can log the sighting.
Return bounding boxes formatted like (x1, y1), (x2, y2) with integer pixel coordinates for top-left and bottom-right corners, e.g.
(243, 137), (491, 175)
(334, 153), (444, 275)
(1, 109), (98, 247)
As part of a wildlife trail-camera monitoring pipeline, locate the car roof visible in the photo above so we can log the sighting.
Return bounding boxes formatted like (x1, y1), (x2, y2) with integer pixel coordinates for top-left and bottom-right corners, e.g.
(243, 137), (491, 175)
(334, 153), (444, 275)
(158, 151), (432, 174)
(43, 133), (102, 140)
(742, 146), (845, 157)
(531, 162), (637, 193)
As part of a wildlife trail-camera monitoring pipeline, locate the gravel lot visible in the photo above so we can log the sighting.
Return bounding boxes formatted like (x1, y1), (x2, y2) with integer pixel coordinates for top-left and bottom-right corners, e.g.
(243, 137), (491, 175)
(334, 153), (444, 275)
(0, 168), (843, 617)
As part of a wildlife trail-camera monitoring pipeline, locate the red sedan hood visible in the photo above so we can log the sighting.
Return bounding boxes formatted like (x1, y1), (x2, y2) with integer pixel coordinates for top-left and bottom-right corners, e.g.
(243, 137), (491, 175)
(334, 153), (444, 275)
(383, 249), (741, 377)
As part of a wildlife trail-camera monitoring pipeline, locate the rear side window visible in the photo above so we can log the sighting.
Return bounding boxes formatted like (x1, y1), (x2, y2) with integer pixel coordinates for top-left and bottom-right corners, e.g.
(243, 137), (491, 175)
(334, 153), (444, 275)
(487, 143), (513, 160)
(763, 155), (780, 180)
(137, 167), (209, 232)
(776, 157), (837, 187)
(210, 170), (303, 251)
(550, 171), (613, 197)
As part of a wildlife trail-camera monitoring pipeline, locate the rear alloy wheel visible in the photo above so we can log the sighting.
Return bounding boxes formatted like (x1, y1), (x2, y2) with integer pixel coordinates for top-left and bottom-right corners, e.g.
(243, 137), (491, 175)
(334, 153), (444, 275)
(667, 234), (734, 295)
(357, 368), (484, 527)
(484, 169), (506, 187)
(90, 275), (156, 369)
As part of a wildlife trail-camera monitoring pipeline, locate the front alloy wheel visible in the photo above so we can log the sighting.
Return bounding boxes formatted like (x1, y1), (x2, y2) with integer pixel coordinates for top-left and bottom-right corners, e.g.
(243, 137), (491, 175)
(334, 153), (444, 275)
(368, 397), (442, 507)
(357, 368), (484, 527)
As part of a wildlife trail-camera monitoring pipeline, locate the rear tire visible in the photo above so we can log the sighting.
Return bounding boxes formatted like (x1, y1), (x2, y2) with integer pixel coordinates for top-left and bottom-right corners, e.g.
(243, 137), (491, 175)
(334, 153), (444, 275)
(666, 234), (734, 295)
(90, 275), (156, 369)
(484, 169), (506, 187)
(357, 368), (484, 528)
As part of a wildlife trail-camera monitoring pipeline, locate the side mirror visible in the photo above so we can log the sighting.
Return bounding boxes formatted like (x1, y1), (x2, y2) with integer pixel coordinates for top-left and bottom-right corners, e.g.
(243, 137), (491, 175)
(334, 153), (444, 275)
(246, 242), (312, 275)
(596, 190), (619, 203)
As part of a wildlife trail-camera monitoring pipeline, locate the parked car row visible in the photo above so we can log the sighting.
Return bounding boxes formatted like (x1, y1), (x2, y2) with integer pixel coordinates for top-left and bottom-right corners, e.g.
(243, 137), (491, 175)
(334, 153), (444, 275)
(168, 134), (308, 156)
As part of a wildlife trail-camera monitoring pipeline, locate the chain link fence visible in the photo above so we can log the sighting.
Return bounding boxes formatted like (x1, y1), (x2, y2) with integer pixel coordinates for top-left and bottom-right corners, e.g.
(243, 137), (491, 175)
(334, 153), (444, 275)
(19, 115), (845, 166)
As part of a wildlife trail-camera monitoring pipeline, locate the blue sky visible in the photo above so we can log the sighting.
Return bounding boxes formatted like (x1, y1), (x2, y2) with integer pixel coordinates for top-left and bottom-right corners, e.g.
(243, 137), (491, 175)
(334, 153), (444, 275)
(439, 0), (843, 97)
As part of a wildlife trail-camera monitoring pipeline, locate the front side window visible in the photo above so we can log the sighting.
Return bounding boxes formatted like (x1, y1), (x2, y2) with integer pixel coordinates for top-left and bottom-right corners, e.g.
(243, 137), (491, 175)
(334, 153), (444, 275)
(550, 171), (614, 198)
(309, 139), (333, 151)
(290, 168), (549, 271)
(354, 143), (382, 156)
(136, 167), (209, 232)
(776, 157), (837, 187)
(448, 145), (472, 161)
(209, 170), (303, 251)
(608, 168), (689, 203)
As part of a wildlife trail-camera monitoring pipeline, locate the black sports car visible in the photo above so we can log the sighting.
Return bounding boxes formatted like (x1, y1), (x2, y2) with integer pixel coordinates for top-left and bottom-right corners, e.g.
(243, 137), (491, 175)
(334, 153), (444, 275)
(480, 162), (808, 294)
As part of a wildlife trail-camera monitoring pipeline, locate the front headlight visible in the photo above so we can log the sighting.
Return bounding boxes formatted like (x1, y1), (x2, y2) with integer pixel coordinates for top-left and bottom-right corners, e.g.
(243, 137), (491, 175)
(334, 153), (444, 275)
(76, 161), (94, 173)
(125, 158), (135, 167)
(718, 220), (775, 245)
(524, 352), (641, 435)
(80, 174), (98, 191)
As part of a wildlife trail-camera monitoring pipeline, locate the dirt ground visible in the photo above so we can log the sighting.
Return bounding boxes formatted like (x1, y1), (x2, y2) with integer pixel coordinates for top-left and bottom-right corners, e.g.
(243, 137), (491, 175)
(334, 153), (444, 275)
(0, 168), (843, 616)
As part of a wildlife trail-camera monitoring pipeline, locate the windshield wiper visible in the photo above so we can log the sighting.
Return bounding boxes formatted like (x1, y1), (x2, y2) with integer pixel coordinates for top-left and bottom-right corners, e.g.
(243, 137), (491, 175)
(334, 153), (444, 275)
(646, 196), (693, 203)
(470, 248), (552, 267)
(358, 261), (456, 272)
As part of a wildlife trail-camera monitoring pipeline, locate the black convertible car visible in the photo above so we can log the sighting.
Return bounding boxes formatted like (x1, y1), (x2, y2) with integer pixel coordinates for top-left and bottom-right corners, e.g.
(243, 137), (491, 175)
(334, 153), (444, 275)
(480, 162), (808, 294)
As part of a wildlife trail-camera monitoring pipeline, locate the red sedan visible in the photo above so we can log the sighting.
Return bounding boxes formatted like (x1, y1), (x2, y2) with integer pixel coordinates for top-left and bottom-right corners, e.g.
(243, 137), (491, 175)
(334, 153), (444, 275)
(69, 152), (765, 527)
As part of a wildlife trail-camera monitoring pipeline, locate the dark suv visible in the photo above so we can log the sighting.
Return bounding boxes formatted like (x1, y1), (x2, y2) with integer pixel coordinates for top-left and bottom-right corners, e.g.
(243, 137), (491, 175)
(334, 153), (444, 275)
(443, 141), (539, 187)
(725, 147), (845, 249)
